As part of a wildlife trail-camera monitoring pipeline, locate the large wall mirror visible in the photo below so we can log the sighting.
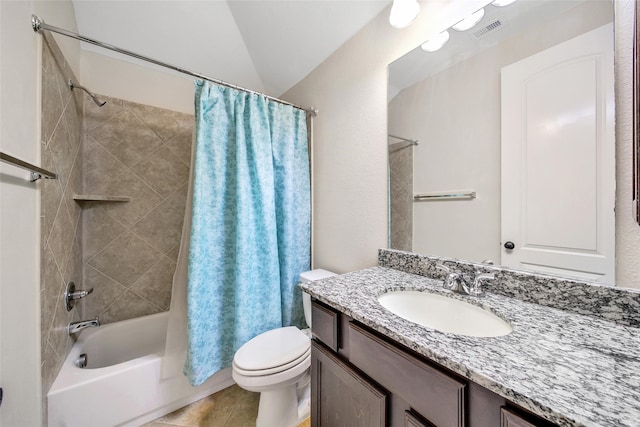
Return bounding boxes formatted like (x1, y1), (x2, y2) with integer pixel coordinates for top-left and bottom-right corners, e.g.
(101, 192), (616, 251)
(388, 0), (616, 284)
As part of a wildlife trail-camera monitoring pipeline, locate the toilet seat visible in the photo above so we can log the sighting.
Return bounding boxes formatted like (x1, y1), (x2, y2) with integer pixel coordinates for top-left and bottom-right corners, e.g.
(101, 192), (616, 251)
(234, 326), (310, 372)
(233, 347), (310, 377)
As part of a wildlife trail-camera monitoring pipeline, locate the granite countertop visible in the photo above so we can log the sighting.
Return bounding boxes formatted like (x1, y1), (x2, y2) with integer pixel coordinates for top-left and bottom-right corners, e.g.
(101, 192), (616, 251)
(300, 267), (640, 427)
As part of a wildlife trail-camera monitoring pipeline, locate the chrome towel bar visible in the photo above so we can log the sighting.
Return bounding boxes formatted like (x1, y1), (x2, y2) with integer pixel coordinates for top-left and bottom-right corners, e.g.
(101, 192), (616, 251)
(414, 191), (476, 201)
(0, 151), (57, 182)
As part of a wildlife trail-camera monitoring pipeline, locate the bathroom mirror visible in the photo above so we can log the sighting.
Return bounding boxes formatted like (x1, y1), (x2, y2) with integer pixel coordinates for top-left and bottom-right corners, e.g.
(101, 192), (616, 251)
(388, 0), (616, 284)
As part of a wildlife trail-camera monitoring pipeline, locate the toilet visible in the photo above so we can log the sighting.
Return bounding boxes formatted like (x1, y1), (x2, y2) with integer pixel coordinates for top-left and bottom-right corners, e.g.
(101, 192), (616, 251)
(232, 269), (336, 427)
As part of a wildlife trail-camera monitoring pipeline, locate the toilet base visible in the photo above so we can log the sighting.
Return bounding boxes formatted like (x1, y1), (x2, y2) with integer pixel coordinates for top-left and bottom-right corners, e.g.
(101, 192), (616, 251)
(256, 383), (308, 427)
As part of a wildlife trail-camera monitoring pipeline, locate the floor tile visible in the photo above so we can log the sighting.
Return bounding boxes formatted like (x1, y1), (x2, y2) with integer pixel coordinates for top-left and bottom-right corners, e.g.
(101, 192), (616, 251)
(142, 384), (311, 427)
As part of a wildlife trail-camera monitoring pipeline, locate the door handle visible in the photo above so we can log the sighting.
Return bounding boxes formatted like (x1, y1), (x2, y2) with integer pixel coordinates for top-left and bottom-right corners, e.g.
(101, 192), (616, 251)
(504, 241), (515, 250)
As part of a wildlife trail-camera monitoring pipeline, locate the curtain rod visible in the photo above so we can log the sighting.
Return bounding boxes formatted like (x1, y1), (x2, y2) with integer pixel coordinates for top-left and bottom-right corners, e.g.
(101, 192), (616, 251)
(31, 15), (318, 116)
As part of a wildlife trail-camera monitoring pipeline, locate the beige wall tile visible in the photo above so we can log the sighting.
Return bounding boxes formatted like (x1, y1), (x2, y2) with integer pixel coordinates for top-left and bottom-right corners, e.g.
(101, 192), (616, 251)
(134, 145), (190, 198)
(129, 256), (177, 311)
(89, 109), (163, 167)
(82, 135), (127, 194)
(132, 201), (184, 254)
(128, 101), (193, 143)
(83, 93), (124, 132)
(82, 265), (128, 320)
(99, 290), (162, 324)
(102, 169), (164, 227)
(166, 129), (193, 167)
(82, 204), (125, 262)
(88, 231), (162, 287)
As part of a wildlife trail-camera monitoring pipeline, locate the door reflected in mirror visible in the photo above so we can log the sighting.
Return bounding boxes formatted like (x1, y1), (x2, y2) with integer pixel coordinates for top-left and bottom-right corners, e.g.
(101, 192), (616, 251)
(388, 0), (615, 284)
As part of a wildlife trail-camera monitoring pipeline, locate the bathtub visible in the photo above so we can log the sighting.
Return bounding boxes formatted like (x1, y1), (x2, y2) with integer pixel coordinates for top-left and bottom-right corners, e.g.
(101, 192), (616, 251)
(47, 312), (234, 427)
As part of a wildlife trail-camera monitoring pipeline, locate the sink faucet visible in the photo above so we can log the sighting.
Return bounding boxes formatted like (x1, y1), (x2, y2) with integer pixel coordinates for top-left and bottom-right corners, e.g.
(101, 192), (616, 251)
(436, 264), (470, 294)
(68, 317), (100, 335)
(435, 264), (494, 297)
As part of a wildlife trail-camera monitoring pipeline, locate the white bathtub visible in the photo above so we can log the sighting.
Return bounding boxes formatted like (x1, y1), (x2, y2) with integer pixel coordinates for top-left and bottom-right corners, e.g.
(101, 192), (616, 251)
(47, 312), (234, 427)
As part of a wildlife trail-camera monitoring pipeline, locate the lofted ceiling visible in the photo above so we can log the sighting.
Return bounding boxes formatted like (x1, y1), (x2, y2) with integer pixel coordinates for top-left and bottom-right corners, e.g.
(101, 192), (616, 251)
(72, 0), (390, 97)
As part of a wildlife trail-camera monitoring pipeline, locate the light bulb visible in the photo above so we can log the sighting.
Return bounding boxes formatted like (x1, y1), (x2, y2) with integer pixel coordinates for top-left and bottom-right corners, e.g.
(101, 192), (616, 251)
(492, 0), (517, 7)
(421, 31), (450, 52)
(452, 8), (485, 31)
(389, 0), (421, 29)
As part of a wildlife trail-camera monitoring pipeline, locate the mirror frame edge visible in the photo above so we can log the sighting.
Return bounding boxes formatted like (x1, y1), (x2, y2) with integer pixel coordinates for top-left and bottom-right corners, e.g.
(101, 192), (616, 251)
(634, 0), (640, 225)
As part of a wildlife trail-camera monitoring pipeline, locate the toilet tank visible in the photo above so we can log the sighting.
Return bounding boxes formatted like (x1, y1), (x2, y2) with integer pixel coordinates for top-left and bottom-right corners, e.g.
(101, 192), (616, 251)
(300, 269), (336, 328)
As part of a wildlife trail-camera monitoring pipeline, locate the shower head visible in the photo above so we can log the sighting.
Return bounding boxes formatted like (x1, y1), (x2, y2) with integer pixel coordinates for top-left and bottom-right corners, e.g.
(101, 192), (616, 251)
(68, 80), (107, 107)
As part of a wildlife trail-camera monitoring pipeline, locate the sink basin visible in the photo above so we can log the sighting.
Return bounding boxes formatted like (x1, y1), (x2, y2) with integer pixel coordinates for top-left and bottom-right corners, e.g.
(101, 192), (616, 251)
(378, 291), (512, 337)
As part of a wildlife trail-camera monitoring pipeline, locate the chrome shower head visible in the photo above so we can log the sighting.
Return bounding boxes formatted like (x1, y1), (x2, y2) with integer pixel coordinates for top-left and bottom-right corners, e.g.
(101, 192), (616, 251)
(68, 79), (107, 107)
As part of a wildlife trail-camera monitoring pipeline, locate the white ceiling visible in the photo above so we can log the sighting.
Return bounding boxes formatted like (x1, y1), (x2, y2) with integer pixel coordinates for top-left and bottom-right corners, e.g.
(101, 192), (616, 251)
(72, 0), (390, 97)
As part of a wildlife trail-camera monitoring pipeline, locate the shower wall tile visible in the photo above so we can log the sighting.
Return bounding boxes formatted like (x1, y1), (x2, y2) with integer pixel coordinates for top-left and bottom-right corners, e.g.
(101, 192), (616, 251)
(82, 135), (127, 193)
(389, 147), (413, 251)
(101, 169), (164, 227)
(82, 266), (128, 320)
(129, 256), (177, 311)
(88, 231), (162, 287)
(83, 94), (124, 132)
(89, 109), (163, 167)
(82, 205), (125, 262)
(128, 102), (193, 142)
(132, 201), (185, 254)
(134, 145), (190, 198)
(166, 130), (193, 166)
(99, 290), (163, 325)
(40, 32), (85, 403)
(81, 95), (193, 325)
(167, 183), (189, 219)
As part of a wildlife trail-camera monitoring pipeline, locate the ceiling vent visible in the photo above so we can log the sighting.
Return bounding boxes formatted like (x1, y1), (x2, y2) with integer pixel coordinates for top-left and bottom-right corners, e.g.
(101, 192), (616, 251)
(469, 18), (504, 40)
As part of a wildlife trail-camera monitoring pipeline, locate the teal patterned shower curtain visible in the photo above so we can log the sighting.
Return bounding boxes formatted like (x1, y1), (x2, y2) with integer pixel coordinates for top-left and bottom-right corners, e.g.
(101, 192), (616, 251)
(185, 81), (310, 386)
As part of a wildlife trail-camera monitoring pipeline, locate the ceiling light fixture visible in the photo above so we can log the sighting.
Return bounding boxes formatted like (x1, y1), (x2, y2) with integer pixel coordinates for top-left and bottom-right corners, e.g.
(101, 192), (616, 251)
(452, 8), (485, 31)
(389, 0), (421, 29)
(491, 0), (517, 7)
(421, 31), (450, 52)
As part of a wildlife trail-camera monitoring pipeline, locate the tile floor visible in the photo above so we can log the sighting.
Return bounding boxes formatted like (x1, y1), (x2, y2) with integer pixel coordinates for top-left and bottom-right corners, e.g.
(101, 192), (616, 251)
(142, 384), (311, 427)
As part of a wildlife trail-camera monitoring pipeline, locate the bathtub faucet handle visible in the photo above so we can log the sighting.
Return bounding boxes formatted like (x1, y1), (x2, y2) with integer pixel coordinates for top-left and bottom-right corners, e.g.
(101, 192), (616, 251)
(65, 282), (94, 311)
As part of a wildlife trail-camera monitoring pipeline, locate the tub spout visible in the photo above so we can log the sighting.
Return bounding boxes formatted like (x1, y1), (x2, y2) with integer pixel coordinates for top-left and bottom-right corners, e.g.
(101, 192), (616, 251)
(68, 317), (100, 335)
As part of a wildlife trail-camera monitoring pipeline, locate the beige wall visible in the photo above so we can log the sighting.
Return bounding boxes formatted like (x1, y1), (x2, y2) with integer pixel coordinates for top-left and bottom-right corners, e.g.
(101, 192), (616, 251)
(284, 0), (640, 288)
(283, 0), (490, 274)
(81, 51), (195, 115)
(0, 2), (80, 425)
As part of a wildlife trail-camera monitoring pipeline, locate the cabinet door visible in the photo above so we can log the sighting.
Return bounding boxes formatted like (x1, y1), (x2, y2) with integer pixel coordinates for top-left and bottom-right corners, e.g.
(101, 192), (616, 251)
(311, 340), (388, 427)
(501, 408), (548, 427)
(405, 410), (436, 427)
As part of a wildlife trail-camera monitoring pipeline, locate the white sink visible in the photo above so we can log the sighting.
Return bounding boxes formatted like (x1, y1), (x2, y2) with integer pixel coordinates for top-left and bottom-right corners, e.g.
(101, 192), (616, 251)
(378, 291), (512, 337)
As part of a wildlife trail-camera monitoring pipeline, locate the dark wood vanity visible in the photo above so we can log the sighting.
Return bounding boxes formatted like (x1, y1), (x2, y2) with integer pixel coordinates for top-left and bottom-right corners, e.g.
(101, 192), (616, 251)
(310, 299), (557, 427)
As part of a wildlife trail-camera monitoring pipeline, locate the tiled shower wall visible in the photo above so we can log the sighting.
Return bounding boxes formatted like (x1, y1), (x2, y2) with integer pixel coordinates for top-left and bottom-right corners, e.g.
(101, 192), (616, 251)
(389, 144), (413, 251)
(40, 32), (194, 409)
(80, 96), (193, 323)
(40, 33), (84, 404)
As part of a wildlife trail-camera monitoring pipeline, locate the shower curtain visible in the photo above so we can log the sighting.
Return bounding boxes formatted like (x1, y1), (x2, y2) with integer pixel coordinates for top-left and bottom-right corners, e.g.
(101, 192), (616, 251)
(170, 81), (310, 387)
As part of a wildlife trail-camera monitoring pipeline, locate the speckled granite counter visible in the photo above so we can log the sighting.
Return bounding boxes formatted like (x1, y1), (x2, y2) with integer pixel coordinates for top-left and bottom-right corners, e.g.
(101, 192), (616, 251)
(300, 266), (640, 427)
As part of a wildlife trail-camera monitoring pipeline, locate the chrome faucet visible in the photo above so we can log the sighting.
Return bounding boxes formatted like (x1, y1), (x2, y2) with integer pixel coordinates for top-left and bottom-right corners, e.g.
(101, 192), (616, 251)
(435, 264), (494, 297)
(68, 317), (100, 335)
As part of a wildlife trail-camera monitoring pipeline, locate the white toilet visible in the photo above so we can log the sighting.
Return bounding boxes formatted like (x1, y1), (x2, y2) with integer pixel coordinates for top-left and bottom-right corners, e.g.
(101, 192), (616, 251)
(232, 269), (336, 427)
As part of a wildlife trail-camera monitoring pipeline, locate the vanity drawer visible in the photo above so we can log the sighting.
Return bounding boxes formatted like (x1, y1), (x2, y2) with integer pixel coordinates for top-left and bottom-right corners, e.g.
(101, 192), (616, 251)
(311, 300), (339, 351)
(349, 322), (466, 427)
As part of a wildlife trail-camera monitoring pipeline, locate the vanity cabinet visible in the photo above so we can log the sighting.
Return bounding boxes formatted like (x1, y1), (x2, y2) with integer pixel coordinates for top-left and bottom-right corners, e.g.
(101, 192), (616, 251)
(310, 300), (557, 427)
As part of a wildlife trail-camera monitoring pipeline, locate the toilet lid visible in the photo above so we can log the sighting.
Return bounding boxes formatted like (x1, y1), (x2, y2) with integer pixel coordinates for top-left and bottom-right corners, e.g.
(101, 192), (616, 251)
(234, 326), (310, 371)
